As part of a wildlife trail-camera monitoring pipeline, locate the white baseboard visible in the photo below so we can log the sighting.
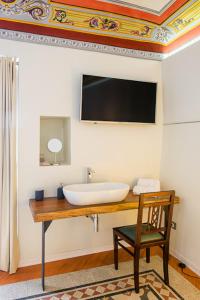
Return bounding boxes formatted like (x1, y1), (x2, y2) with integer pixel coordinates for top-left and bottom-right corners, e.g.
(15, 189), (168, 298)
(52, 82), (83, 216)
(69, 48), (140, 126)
(19, 245), (113, 267)
(170, 248), (200, 276)
(20, 245), (200, 279)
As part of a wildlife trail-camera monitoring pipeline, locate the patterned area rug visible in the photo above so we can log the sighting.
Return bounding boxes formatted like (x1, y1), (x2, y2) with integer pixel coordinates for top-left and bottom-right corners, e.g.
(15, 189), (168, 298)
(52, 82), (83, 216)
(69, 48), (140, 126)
(0, 256), (199, 300)
(17, 270), (183, 300)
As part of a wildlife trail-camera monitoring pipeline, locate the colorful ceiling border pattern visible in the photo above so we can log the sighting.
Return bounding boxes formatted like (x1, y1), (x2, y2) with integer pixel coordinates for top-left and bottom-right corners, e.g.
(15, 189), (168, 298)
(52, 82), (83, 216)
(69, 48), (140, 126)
(0, 28), (164, 60)
(0, 0), (199, 57)
(50, 0), (190, 23)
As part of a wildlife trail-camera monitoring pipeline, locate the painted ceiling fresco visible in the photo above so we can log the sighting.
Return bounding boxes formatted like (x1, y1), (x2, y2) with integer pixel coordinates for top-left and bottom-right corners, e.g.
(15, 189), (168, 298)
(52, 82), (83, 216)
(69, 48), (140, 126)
(0, 0), (199, 58)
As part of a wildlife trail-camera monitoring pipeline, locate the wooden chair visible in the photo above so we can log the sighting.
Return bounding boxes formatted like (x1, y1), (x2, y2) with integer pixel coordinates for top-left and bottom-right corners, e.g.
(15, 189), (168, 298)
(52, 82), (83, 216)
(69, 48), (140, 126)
(113, 190), (175, 293)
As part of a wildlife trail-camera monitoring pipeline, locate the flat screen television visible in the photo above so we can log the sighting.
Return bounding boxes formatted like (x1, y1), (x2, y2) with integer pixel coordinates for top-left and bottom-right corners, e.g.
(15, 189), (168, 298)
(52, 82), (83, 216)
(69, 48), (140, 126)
(81, 75), (157, 124)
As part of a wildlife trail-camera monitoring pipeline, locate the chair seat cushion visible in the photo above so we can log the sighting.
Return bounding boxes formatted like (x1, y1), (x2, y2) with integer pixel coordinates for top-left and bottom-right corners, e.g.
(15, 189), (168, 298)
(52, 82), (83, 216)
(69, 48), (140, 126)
(117, 224), (163, 243)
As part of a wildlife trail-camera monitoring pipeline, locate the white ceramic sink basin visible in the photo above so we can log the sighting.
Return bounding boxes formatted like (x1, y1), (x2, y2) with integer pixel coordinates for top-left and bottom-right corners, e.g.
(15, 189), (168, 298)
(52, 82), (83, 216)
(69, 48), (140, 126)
(63, 182), (129, 206)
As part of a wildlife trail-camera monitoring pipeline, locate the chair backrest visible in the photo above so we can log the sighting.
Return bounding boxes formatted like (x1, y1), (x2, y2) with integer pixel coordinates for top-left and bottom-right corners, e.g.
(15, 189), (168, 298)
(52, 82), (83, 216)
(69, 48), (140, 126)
(135, 191), (175, 245)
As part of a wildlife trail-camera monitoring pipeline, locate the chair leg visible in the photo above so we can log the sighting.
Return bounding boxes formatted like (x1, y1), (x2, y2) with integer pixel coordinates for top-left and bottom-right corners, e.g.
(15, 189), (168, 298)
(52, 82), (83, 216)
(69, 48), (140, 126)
(134, 248), (140, 294)
(113, 231), (118, 270)
(163, 244), (169, 285)
(146, 248), (150, 263)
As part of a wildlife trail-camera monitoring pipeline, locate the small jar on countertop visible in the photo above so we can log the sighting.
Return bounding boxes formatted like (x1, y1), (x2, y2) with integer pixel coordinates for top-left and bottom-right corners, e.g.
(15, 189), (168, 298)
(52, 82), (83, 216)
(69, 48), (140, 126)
(35, 189), (44, 201)
(57, 184), (65, 200)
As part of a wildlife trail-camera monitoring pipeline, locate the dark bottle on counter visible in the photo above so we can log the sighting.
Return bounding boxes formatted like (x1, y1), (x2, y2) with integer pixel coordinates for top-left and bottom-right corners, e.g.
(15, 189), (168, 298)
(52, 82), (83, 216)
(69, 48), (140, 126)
(35, 189), (44, 201)
(57, 184), (65, 200)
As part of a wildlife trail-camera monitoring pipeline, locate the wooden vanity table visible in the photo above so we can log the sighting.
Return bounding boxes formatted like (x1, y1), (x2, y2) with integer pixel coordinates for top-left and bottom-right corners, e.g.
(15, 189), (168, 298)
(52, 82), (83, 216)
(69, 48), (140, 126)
(29, 191), (180, 290)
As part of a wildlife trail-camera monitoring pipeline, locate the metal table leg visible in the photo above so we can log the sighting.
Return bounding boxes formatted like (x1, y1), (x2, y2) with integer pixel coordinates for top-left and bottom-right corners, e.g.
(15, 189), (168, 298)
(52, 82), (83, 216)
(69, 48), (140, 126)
(42, 220), (52, 291)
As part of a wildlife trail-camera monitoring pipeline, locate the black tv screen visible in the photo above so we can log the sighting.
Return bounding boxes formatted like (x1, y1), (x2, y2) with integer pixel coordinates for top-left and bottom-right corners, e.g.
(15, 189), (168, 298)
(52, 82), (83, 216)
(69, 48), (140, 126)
(81, 75), (157, 123)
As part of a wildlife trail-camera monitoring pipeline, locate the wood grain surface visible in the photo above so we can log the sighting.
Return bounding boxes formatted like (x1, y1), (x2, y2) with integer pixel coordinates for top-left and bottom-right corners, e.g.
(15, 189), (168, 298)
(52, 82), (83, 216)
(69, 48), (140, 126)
(29, 191), (180, 222)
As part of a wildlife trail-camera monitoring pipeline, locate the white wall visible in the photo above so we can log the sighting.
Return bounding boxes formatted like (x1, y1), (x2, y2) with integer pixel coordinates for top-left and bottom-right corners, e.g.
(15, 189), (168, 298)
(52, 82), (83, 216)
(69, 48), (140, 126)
(0, 39), (163, 267)
(161, 41), (200, 275)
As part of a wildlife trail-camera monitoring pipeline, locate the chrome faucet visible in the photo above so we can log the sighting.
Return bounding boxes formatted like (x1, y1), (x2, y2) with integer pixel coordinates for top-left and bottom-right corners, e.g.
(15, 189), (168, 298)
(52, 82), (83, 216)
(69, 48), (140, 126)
(86, 167), (98, 231)
(86, 167), (95, 183)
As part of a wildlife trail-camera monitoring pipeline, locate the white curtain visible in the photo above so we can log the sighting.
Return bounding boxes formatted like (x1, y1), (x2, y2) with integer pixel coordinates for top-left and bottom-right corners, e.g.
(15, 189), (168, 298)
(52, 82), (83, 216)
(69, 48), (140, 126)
(0, 57), (19, 273)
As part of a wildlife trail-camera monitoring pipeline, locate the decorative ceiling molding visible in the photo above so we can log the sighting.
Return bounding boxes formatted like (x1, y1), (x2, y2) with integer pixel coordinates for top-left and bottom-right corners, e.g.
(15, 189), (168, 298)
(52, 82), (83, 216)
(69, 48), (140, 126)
(0, 0), (199, 56)
(0, 28), (164, 60)
(74, 0), (176, 15)
(51, 0), (189, 23)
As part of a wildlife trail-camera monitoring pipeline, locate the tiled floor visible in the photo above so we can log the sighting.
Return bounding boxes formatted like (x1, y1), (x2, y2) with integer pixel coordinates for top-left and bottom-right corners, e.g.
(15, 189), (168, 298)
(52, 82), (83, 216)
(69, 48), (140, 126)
(0, 256), (199, 300)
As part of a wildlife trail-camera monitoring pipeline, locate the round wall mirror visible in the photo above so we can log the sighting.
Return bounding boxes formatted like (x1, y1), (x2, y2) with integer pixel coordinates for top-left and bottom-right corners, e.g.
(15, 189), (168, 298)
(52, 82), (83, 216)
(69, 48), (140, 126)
(48, 138), (63, 153)
(48, 138), (63, 165)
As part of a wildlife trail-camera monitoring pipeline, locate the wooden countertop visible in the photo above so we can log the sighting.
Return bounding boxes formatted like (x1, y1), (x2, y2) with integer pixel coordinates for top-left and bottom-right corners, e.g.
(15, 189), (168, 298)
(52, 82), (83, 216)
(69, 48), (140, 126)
(29, 192), (180, 223)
